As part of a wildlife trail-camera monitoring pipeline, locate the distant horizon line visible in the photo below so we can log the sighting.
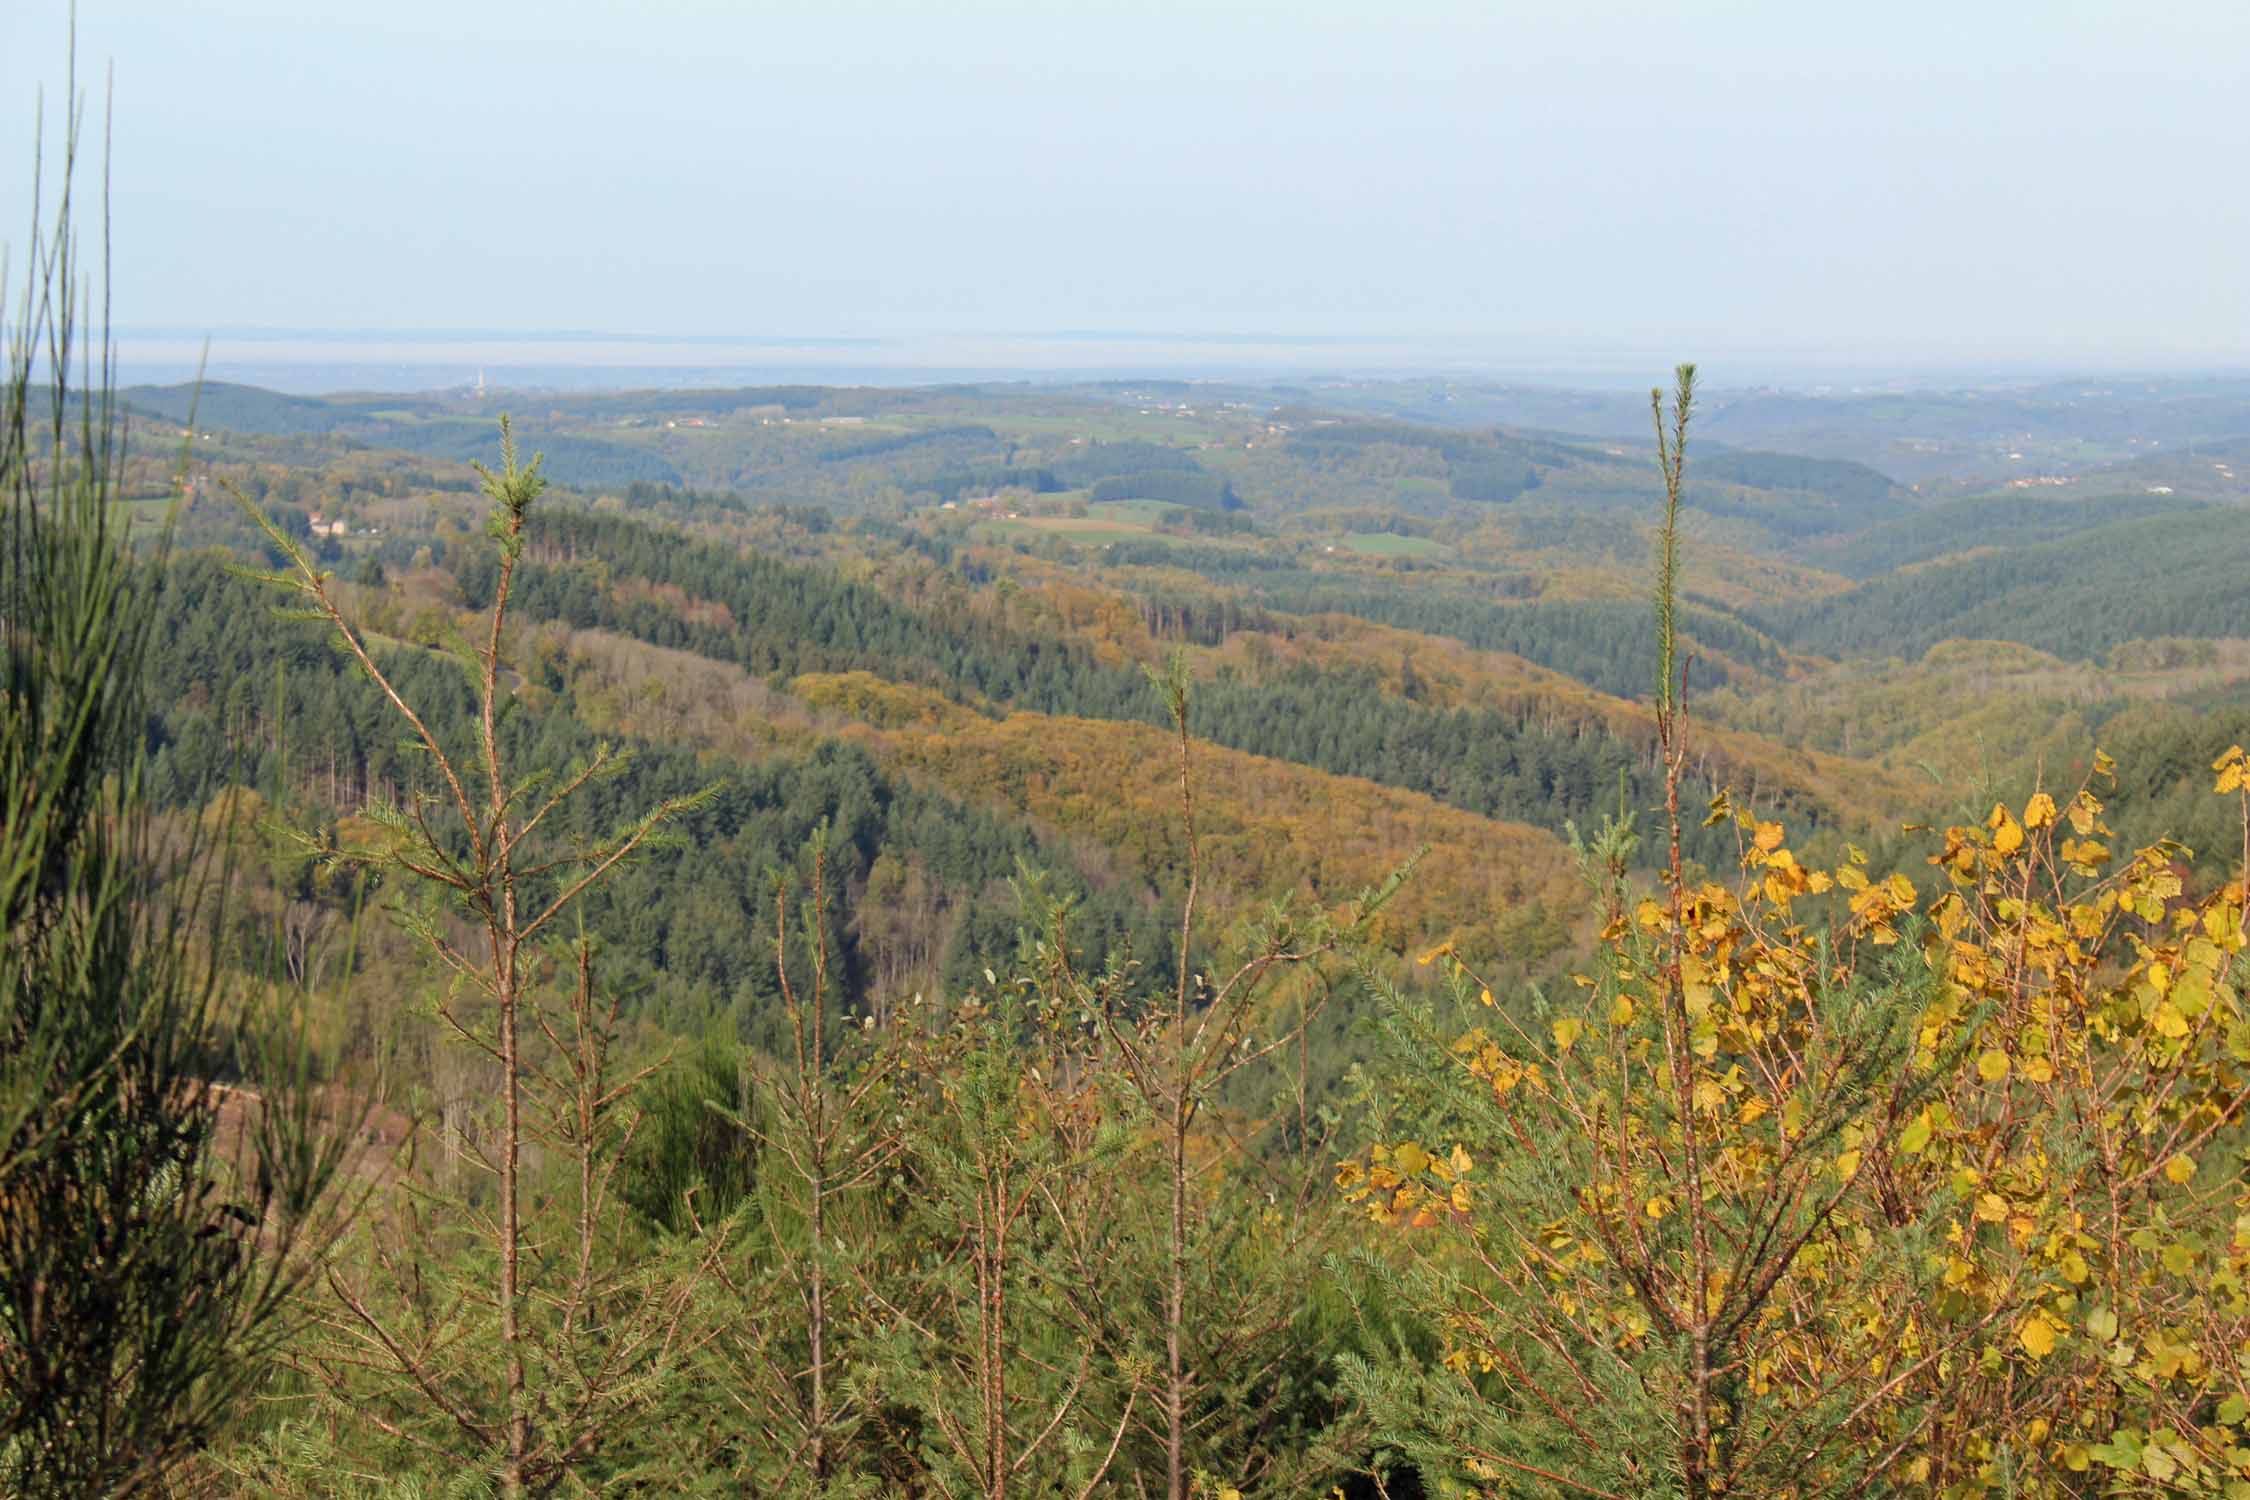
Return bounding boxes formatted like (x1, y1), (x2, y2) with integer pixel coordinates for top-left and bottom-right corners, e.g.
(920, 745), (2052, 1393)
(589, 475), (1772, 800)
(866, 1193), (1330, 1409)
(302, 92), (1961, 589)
(89, 327), (2250, 402)
(116, 326), (1415, 346)
(104, 325), (2250, 373)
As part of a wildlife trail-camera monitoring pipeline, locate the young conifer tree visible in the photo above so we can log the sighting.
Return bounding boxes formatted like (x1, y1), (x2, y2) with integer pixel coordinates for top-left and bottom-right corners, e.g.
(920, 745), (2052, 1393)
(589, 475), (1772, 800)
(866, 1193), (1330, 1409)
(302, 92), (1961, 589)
(238, 422), (715, 1498)
(862, 895), (1144, 1500)
(688, 830), (908, 1496)
(1070, 657), (1389, 1498)
(0, 74), (347, 1497)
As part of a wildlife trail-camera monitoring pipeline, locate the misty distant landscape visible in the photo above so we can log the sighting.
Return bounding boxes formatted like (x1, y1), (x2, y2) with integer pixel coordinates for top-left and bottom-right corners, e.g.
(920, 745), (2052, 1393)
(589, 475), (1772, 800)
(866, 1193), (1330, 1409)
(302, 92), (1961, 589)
(8, 3), (2250, 1498)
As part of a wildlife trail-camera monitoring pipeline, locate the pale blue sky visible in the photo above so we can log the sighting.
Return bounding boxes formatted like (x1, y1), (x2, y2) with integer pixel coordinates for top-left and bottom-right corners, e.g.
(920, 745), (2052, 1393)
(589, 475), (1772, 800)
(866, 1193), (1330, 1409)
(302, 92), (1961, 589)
(4, 0), (2247, 369)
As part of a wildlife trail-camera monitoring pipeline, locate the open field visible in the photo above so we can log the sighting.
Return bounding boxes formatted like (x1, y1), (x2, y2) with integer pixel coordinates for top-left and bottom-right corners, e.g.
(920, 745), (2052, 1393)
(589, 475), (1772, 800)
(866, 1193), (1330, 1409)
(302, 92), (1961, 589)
(1086, 498), (1188, 525)
(1338, 530), (1449, 558)
(974, 517), (1168, 546)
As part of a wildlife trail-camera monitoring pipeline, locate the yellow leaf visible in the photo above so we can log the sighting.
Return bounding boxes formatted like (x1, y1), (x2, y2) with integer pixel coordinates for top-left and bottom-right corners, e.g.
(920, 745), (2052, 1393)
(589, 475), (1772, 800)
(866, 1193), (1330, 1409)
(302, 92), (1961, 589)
(1392, 1141), (1431, 1177)
(1479, 987), (1494, 1007)
(1992, 810), (2025, 855)
(1610, 993), (1634, 1026)
(1835, 1148), (1862, 1179)
(2019, 1316), (2057, 1359)
(2060, 1250), (2089, 1283)
(2217, 746), (2250, 794)
(1754, 821), (1785, 852)
(2153, 1001), (2190, 1039)
(2024, 791), (2057, 828)
(2069, 794), (2098, 835)
(2164, 1153), (2196, 1185)
(1933, 893), (1967, 939)
(1450, 1144), (1474, 1177)
(1645, 1195), (1670, 1220)
(1977, 1049), (2011, 1082)
(2177, 970), (2214, 1018)
(1450, 1181), (1472, 1213)
(2022, 1056), (2054, 1084)
(1551, 1017), (1584, 1052)
(1898, 1111), (1935, 1154)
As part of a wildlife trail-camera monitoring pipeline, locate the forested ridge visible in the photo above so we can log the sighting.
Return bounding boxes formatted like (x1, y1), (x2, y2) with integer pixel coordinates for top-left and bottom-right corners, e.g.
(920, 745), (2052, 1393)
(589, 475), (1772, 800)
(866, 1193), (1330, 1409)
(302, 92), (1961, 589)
(1802, 491), (2216, 579)
(1763, 507), (2250, 660)
(460, 508), (1845, 863)
(144, 552), (1183, 1036)
(1221, 575), (1786, 695)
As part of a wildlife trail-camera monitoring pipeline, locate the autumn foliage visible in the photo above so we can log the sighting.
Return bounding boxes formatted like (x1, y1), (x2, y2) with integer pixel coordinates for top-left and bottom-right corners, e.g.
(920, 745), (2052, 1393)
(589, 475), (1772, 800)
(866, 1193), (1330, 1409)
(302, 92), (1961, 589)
(1338, 368), (2250, 1499)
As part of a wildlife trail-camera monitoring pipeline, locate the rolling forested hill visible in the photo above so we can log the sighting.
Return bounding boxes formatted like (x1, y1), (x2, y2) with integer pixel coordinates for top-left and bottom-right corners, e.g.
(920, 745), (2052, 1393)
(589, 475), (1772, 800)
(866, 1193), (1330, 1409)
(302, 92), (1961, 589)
(140, 370), (2250, 823)
(115, 368), (2250, 1087)
(1764, 508), (2250, 660)
(117, 368), (2250, 1023)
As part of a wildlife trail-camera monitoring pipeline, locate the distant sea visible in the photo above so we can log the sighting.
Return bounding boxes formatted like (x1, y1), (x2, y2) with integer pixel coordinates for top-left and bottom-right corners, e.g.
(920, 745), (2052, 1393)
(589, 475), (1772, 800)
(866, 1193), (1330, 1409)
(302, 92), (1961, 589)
(107, 329), (2143, 397)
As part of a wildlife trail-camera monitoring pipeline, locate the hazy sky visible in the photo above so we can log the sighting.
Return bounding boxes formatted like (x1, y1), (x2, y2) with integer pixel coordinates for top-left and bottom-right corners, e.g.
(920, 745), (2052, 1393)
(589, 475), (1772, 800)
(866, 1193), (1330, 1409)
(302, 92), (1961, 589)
(4, 0), (2247, 368)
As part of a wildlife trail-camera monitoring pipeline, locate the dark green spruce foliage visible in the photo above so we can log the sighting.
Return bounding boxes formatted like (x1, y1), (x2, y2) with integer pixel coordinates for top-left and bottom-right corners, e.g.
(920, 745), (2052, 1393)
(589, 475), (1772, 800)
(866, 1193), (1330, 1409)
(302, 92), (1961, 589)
(0, 111), (343, 1496)
(1764, 507), (2250, 660)
(137, 553), (1178, 1032)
